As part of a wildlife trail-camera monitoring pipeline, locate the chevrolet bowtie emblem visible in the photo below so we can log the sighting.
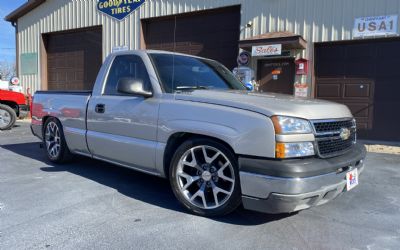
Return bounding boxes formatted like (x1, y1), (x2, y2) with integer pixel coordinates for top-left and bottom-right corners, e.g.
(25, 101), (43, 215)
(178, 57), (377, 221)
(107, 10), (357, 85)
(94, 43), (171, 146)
(340, 128), (351, 140)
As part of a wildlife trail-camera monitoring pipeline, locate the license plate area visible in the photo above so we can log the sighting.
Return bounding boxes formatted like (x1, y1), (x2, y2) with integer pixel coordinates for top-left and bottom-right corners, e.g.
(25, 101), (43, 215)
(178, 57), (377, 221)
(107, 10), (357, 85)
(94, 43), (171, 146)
(346, 168), (359, 191)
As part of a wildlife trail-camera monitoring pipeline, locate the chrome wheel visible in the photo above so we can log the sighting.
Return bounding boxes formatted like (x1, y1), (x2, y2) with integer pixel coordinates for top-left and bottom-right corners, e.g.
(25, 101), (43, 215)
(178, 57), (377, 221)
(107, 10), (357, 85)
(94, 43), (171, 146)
(175, 145), (235, 210)
(0, 109), (12, 129)
(45, 121), (61, 159)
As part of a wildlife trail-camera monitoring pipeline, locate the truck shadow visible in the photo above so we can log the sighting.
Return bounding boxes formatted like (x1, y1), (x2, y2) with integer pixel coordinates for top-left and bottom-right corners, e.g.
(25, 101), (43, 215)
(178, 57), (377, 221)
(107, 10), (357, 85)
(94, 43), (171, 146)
(1, 142), (294, 226)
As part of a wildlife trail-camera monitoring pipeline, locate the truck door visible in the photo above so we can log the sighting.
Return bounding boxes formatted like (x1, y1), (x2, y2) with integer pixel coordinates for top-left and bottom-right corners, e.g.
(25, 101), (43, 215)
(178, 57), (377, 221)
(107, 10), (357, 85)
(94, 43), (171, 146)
(86, 55), (159, 173)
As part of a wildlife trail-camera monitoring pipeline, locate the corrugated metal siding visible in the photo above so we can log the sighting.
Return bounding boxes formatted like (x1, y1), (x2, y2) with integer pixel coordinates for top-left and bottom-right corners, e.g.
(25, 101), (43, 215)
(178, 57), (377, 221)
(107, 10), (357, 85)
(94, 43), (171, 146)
(17, 0), (400, 93)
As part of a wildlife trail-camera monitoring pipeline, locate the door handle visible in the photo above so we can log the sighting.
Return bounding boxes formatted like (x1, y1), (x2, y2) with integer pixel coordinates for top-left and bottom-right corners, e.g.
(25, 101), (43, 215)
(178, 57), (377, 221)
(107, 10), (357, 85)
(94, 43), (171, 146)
(95, 104), (105, 113)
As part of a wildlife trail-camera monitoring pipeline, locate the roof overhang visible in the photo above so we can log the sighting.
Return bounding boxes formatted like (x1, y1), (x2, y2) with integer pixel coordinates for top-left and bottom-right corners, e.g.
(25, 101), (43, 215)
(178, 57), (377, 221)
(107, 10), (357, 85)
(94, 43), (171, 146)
(5, 0), (46, 23)
(239, 31), (307, 51)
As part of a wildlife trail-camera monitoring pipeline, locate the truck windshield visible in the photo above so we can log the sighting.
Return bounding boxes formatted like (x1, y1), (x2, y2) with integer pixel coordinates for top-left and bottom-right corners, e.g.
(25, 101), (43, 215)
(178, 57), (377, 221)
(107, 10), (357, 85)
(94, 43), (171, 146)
(149, 53), (246, 93)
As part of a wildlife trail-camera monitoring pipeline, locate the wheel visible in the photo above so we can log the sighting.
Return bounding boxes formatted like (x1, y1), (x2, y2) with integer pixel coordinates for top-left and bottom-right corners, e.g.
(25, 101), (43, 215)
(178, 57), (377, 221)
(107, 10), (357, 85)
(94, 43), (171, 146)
(170, 138), (241, 217)
(0, 104), (17, 130)
(43, 118), (72, 163)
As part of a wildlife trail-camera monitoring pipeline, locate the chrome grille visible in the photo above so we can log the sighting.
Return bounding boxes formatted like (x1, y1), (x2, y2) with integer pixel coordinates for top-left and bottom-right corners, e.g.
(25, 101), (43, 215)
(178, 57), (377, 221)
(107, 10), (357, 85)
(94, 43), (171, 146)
(312, 119), (356, 158)
(313, 120), (355, 133)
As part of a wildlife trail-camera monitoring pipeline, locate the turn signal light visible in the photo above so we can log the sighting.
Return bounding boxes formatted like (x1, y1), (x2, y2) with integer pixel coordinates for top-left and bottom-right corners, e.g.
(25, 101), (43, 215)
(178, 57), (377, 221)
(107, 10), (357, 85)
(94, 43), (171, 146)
(276, 143), (286, 159)
(275, 142), (315, 159)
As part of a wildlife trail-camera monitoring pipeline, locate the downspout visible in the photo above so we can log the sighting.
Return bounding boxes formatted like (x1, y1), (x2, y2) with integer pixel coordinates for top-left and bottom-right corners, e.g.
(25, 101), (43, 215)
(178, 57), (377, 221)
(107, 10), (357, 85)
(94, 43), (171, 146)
(11, 21), (19, 76)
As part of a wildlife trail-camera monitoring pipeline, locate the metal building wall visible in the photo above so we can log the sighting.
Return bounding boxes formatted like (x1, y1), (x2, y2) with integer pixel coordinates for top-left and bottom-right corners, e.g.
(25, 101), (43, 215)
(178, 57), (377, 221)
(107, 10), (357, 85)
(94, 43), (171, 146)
(17, 0), (400, 93)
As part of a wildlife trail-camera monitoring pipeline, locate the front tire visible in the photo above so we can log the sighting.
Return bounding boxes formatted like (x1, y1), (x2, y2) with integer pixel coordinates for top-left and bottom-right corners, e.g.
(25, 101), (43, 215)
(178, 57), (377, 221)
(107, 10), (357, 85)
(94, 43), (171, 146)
(0, 104), (17, 130)
(43, 118), (72, 163)
(169, 138), (242, 217)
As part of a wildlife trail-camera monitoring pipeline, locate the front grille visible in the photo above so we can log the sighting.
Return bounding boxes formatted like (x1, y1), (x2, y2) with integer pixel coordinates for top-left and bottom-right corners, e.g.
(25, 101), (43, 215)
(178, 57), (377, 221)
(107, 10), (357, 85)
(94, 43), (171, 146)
(313, 120), (355, 133)
(312, 119), (356, 158)
(317, 133), (356, 157)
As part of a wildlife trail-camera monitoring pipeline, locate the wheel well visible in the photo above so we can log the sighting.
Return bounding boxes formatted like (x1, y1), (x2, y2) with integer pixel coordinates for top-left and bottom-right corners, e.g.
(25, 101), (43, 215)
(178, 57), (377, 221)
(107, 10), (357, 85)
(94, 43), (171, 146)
(41, 116), (55, 135)
(163, 133), (236, 178)
(0, 101), (18, 114)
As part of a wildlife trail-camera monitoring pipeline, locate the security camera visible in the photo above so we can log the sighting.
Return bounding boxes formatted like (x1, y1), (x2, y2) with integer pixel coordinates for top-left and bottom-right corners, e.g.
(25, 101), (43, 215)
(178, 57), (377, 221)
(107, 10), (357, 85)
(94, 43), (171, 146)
(246, 21), (253, 28)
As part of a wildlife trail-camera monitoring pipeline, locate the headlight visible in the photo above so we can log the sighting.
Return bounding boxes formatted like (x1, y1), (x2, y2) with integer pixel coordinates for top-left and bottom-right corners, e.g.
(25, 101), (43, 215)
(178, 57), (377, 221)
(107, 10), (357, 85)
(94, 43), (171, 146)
(272, 116), (312, 134)
(276, 142), (315, 159)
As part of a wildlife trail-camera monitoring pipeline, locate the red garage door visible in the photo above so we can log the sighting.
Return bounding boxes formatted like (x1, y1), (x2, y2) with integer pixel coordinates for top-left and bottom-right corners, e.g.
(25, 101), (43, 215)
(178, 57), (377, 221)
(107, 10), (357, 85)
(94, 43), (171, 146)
(315, 38), (400, 141)
(141, 6), (241, 70)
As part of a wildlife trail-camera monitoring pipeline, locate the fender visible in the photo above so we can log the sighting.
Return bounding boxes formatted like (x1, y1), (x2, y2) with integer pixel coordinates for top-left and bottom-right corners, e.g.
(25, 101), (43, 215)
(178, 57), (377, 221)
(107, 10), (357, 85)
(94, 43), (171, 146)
(0, 89), (26, 105)
(155, 101), (276, 176)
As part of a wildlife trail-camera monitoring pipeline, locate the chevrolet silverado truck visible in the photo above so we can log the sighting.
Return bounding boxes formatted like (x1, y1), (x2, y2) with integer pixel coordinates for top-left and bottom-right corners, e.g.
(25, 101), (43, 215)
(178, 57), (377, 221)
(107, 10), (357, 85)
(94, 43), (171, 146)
(0, 89), (30, 130)
(31, 50), (366, 216)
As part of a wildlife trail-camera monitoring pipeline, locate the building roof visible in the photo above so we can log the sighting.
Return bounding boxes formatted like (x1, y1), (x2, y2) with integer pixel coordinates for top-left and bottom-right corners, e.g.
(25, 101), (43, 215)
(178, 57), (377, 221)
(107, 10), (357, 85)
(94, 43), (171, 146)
(239, 31), (307, 51)
(5, 0), (46, 22)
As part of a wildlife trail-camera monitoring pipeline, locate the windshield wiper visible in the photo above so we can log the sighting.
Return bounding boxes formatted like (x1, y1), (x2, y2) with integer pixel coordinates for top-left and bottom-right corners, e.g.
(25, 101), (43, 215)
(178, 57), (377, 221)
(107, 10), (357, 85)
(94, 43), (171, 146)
(175, 85), (209, 91)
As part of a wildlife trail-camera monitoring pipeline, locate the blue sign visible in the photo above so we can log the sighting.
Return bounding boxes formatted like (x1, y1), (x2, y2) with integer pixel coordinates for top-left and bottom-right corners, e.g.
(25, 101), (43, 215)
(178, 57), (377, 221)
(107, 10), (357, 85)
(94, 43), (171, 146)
(97, 0), (146, 21)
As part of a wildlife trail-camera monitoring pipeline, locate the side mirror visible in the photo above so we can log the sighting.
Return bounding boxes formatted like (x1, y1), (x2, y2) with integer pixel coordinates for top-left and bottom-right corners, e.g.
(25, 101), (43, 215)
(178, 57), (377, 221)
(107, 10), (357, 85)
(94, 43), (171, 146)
(117, 78), (153, 98)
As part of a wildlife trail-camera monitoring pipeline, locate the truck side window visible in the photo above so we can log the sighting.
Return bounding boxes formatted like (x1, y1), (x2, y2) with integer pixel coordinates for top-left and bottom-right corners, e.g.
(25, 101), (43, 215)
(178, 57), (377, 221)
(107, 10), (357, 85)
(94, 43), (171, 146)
(104, 55), (151, 95)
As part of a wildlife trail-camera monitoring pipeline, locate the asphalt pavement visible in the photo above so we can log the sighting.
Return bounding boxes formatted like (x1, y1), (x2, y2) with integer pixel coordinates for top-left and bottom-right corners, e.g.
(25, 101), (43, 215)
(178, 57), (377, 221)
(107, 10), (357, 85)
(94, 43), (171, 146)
(0, 121), (399, 250)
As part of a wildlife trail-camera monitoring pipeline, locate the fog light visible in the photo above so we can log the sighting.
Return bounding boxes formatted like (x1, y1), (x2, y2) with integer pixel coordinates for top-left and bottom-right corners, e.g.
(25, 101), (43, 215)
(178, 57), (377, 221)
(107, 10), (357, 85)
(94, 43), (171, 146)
(276, 142), (315, 159)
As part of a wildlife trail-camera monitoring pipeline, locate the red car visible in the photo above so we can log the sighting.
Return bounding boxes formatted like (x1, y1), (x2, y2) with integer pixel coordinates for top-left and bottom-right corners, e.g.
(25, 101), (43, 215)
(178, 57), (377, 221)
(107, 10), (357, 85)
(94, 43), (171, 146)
(0, 89), (30, 130)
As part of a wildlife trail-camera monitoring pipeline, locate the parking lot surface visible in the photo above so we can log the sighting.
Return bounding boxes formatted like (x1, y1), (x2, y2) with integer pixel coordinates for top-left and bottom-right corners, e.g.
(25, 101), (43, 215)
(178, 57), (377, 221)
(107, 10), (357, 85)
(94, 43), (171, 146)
(1, 121), (400, 250)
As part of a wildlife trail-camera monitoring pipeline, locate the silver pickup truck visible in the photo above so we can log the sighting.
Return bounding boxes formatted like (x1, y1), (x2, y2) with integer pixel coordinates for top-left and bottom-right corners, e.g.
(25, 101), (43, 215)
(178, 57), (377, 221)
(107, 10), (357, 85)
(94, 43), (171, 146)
(31, 50), (366, 217)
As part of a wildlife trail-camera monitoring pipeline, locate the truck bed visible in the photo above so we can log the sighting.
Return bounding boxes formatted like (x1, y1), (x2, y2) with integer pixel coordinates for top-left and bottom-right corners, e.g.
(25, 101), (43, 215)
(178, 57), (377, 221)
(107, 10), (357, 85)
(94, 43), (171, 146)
(31, 91), (92, 151)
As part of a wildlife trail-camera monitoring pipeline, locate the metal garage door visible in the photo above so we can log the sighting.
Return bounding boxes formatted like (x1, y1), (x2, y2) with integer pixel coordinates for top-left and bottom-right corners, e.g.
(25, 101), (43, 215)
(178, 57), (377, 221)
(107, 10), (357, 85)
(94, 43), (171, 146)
(315, 38), (400, 141)
(141, 6), (241, 70)
(46, 27), (102, 90)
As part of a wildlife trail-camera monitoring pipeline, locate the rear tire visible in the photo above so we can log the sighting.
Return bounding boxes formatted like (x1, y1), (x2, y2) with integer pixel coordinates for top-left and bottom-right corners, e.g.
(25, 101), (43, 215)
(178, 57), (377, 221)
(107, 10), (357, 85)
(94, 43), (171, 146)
(0, 104), (17, 130)
(169, 138), (242, 217)
(43, 117), (72, 163)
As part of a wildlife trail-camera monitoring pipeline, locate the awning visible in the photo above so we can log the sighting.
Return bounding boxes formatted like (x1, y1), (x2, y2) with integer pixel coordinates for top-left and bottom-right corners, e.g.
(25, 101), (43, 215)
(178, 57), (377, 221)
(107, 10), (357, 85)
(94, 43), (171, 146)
(239, 31), (307, 51)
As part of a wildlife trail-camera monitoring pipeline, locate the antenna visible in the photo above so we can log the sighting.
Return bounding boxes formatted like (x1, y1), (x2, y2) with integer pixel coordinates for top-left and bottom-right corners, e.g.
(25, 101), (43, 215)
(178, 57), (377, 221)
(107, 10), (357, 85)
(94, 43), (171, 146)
(172, 16), (177, 96)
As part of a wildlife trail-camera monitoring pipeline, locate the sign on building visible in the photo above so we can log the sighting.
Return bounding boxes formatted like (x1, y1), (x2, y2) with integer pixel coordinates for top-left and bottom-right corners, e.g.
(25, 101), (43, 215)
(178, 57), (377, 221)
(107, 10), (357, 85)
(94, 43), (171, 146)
(353, 15), (398, 38)
(252, 44), (282, 57)
(97, 0), (146, 21)
(20, 53), (38, 75)
(294, 83), (308, 98)
(237, 51), (251, 66)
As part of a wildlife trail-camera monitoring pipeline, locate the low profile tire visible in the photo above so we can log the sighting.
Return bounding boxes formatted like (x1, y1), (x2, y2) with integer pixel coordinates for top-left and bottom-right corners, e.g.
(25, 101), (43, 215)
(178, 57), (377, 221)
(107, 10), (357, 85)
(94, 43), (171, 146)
(170, 138), (242, 217)
(43, 117), (72, 163)
(0, 104), (17, 130)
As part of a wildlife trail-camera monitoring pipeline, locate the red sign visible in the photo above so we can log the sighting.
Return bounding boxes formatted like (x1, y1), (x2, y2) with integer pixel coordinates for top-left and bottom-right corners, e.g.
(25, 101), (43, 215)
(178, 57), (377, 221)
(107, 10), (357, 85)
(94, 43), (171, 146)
(295, 58), (308, 75)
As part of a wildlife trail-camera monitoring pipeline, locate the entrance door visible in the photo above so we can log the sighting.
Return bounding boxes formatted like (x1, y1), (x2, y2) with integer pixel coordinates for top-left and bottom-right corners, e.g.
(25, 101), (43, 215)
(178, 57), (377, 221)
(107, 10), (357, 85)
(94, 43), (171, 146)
(257, 58), (295, 94)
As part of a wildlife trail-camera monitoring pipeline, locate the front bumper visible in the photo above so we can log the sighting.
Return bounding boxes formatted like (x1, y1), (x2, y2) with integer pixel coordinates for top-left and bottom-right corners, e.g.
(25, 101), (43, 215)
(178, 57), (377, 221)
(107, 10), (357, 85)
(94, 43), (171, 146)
(239, 143), (366, 214)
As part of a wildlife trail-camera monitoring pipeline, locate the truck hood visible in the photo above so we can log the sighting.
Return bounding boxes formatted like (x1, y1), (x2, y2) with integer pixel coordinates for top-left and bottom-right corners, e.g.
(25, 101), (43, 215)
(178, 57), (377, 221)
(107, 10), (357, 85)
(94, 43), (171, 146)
(174, 90), (353, 120)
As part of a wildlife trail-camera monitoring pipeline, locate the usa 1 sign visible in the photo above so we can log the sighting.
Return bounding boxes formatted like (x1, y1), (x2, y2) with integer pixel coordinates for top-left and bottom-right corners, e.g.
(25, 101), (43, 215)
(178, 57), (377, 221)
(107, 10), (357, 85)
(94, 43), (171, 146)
(97, 0), (146, 21)
(252, 44), (282, 57)
(353, 15), (398, 38)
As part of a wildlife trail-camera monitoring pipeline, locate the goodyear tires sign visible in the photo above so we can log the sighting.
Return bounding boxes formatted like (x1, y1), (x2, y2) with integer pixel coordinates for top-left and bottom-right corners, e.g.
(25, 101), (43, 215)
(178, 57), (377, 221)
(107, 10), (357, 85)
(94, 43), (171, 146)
(97, 0), (145, 21)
